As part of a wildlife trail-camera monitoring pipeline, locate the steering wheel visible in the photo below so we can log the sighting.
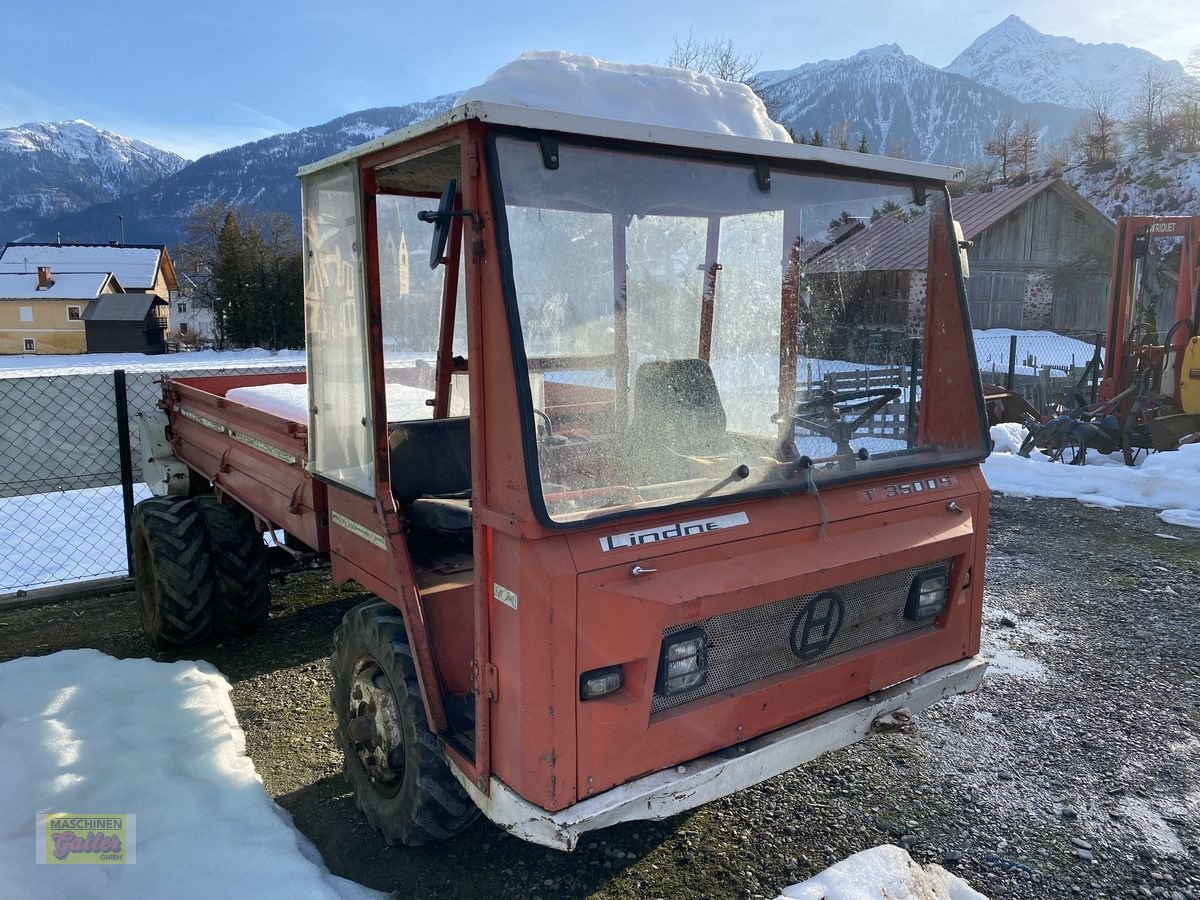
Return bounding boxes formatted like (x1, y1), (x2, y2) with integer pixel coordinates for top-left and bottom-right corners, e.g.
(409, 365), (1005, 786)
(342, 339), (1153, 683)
(774, 388), (901, 457)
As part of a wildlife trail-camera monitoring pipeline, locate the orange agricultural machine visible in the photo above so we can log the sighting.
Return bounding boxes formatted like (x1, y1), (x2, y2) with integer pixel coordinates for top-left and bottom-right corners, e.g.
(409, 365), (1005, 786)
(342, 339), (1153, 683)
(1098, 215), (1200, 457)
(133, 100), (991, 849)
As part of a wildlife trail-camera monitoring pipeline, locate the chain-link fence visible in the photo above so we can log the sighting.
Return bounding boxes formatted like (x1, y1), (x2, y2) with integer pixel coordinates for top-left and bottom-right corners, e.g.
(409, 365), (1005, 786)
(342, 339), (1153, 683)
(0, 362), (303, 600)
(975, 331), (1105, 412)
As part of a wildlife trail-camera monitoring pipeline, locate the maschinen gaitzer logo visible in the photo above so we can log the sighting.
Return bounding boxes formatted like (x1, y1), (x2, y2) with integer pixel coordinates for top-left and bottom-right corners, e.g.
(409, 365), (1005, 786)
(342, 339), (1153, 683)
(35, 814), (136, 864)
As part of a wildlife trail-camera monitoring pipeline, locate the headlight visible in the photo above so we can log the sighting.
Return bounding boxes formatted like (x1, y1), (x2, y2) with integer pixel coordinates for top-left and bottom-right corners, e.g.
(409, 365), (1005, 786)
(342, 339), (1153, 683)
(656, 628), (708, 696)
(905, 568), (950, 621)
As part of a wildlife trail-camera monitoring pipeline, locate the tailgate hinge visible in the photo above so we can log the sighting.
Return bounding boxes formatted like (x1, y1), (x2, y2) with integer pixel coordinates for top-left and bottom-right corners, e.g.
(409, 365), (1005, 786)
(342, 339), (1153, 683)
(474, 660), (499, 702)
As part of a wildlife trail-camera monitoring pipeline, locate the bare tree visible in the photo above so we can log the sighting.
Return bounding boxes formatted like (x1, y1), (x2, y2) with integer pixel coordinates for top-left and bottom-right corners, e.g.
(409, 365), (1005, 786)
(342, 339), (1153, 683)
(1125, 64), (1178, 154)
(1012, 118), (1040, 178)
(957, 157), (1000, 196)
(1070, 82), (1122, 167)
(829, 120), (853, 151)
(983, 114), (1016, 180)
(1175, 48), (1200, 152)
(667, 32), (760, 83)
(884, 135), (913, 160)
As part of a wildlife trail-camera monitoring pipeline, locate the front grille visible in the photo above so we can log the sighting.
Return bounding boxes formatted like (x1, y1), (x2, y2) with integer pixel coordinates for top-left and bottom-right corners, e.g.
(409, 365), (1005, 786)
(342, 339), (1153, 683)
(651, 560), (949, 712)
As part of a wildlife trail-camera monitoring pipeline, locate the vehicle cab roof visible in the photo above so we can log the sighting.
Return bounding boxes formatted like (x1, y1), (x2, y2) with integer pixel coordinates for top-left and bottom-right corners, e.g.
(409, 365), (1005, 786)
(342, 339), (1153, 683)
(297, 100), (966, 186)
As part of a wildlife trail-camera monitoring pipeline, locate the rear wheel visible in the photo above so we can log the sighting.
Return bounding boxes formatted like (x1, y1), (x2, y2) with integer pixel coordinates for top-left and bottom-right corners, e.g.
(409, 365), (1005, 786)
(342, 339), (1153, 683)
(132, 497), (214, 647)
(330, 598), (479, 846)
(194, 496), (271, 633)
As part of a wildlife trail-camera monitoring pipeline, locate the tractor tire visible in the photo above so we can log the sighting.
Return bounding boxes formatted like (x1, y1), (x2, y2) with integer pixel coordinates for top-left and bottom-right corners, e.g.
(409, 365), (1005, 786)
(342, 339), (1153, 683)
(330, 598), (479, 846)
(194, 496), (271, 633)
(132, 497), (214, 647)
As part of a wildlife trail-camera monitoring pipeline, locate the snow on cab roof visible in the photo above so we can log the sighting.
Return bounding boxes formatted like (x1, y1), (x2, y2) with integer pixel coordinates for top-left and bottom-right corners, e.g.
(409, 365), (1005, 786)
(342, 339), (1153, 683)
(299, 52), (966, 185)
(0, 243), (165, 291)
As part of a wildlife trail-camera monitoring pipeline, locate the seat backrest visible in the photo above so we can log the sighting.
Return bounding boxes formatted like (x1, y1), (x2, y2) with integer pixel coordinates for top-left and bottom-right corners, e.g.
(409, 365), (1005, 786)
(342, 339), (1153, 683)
(630, 359), (727, 453)
(388, 417), (471, 503)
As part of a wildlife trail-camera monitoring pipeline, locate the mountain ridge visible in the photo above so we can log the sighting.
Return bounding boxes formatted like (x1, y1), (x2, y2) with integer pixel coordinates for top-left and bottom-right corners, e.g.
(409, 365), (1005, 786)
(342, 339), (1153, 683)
(945, 14), (1187, 109)
(0, 119), (188, 241)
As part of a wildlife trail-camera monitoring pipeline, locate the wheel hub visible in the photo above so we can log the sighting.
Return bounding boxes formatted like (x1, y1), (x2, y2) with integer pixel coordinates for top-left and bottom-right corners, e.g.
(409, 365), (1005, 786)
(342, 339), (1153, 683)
(348, 660), (405, 790)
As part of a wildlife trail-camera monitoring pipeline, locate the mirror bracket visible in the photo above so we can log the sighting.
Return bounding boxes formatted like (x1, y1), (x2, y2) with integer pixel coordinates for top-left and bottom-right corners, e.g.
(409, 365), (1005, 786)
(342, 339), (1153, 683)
(538, 135), (560, 170)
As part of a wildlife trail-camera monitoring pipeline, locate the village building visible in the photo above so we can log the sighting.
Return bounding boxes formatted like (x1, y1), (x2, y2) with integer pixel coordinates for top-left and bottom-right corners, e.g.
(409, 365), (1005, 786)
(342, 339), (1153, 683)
(82, 294), (170, 353)
(0, 269), (122, 354)
(804, 178), (1116, 338)
(0, 242), (178, 354)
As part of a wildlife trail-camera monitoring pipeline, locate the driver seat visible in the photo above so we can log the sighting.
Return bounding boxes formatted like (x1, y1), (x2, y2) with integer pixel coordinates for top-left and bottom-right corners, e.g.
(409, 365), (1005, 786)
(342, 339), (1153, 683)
(629, 359), (729, 479)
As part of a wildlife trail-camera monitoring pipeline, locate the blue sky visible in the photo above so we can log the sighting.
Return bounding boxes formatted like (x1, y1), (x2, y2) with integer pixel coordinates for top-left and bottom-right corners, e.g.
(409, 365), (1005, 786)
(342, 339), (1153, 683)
(0, 0), (1195, 159)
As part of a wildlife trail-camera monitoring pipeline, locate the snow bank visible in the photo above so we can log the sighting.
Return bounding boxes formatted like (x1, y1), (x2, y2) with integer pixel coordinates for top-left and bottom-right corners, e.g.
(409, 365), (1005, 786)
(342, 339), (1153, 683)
(458, 50), (792, 142)
(777, 844), (987, 899)
(0, 650), (381, 900)
(985, 425), (1200, 528)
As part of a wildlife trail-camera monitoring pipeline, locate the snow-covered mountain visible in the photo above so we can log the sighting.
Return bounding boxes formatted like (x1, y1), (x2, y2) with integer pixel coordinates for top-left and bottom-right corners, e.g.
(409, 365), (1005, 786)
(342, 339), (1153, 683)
(39, 96), (457, 246)
(0, 119), (187, 242)
(945, 14), (1187, 110)
(760, 44), (1083, 164)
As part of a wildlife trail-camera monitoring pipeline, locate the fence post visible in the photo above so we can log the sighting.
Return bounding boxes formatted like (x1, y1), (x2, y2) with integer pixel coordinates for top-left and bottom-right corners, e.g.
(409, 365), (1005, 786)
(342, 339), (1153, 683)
(1006, 334), (1018, 391)
(1090, 332), (1103, 403)
(907, 338), (919, 446)
(113, 370), (136, 577)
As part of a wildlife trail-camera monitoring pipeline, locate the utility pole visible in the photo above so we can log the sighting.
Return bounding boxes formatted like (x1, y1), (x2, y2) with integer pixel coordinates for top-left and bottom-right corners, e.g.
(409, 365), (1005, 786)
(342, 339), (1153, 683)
(118, 215), (125, 246)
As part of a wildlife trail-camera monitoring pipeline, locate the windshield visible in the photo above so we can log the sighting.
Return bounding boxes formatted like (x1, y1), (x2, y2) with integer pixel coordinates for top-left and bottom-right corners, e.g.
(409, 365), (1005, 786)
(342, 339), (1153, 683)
(492, 135), (985, 525)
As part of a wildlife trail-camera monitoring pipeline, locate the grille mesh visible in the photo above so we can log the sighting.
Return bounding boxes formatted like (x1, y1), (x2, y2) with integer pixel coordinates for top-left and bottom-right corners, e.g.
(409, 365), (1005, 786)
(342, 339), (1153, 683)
(651, 560), (949, 712)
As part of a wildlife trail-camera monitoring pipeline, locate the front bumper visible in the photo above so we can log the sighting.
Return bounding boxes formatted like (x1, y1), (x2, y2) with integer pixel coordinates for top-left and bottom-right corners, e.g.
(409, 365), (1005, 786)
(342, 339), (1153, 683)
(451, 655), (987, 850)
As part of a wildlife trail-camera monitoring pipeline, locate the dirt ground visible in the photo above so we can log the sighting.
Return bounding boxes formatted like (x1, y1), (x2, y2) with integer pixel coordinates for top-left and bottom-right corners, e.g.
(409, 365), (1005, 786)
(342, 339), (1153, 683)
(1, 493), (1198, 899)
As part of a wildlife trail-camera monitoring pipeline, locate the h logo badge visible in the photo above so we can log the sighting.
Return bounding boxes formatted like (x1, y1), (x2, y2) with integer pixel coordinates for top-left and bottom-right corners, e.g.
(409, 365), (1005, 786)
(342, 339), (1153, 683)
(790, 593), (845, 661)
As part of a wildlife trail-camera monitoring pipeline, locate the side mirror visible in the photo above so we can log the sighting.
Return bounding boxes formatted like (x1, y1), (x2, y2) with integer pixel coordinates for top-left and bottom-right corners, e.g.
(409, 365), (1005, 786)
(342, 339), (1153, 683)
(417, 179), (458, 270)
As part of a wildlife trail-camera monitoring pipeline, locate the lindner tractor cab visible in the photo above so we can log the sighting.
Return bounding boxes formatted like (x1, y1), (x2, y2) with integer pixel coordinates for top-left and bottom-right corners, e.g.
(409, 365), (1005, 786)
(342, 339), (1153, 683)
(141, 96), (990, 851)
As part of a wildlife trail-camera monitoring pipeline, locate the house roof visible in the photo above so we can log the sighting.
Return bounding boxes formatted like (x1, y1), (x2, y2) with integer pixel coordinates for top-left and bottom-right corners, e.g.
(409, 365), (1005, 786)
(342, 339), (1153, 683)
(82, 293), (165, 322)
(0, 271), (118, 300)
(805, 179), (1113, 274)
(0, 243), (175, 291)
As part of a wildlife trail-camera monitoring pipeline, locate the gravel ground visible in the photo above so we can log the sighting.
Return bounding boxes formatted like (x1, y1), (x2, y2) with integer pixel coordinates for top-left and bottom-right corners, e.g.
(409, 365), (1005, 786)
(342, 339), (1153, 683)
(1, 493), (1197, 899)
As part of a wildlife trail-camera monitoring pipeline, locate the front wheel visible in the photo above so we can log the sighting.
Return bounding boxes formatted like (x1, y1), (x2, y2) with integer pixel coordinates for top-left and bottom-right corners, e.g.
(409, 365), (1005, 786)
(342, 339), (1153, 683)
(330, 598), (479, 846)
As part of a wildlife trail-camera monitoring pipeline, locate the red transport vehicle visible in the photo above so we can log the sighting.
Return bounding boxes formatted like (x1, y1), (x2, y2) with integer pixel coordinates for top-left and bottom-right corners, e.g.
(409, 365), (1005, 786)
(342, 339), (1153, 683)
(133, 99), (991, 850)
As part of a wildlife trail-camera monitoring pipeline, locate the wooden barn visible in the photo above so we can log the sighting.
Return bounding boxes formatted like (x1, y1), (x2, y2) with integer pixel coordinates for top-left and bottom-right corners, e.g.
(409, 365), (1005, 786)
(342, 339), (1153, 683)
(82, 294), (169, 354)
(804, 179), (1115, 336)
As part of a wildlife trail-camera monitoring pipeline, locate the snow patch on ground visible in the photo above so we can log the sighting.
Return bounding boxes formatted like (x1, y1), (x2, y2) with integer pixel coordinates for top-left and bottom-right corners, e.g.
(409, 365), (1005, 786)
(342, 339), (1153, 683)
(458, 51), (792, 142)
(1068, 151), (1200, 221)
(777, 844), (987, 899)
(0, 484), (151, 594)
(1117, 797), (1186, 857)
(0, 650), (382, 899)
(984, 426), (1200, 527)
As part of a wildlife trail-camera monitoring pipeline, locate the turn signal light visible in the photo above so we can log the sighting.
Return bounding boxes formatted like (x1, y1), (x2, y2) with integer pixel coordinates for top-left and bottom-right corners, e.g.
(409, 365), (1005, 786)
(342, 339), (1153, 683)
(580, 666), (623, 700)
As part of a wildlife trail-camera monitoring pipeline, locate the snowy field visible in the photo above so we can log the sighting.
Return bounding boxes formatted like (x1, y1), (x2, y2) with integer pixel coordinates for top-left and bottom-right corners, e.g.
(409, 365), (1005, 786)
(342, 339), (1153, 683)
(0, 650), (382, 900)
(0, 348), (307, 379)
(986, 423), (1200, 529)
(973, 329), (1101, 377)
